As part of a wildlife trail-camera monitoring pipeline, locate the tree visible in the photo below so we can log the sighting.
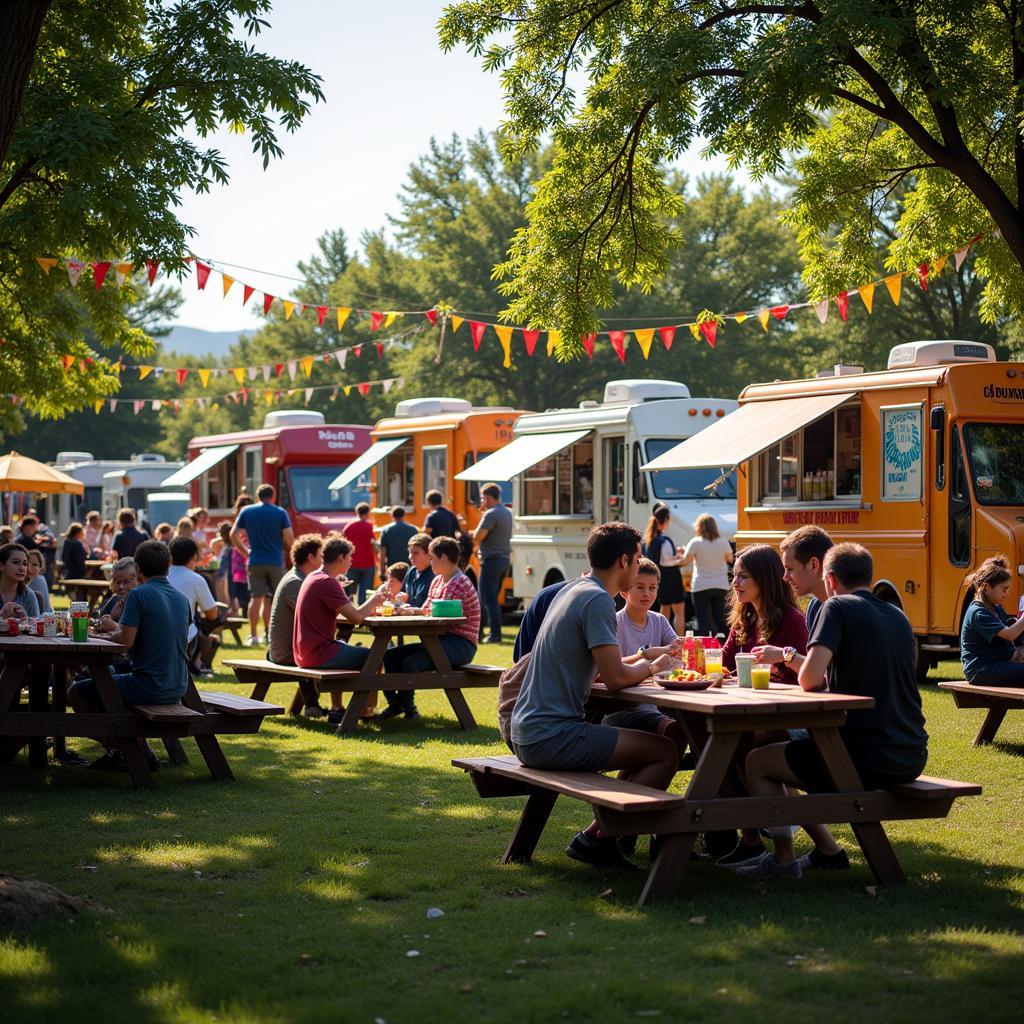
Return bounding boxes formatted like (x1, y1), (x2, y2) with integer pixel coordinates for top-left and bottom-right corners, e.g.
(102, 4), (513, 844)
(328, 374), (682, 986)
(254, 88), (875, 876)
(439, 1), (1024, 349)
(0, 0), (323, 422)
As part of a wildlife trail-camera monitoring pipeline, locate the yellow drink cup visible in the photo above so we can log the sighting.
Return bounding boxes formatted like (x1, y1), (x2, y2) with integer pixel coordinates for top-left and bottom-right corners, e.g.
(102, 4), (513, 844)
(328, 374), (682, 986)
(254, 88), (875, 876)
(380, 602), (394, 616)
(751, 664), (771, 689)
(703, 649), (723, 674)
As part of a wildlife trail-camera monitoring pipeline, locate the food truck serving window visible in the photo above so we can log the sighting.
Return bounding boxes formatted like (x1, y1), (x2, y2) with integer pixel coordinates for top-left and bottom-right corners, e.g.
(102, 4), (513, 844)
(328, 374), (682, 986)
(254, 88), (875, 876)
(384, 443), (414, 508)
(644, 440), (736, 499)
(522, 439), (594, 516)
(298, 466), (371, 510)
(964, 423), (1024, 505)
(463, 453), (512, 506)
(422, 447), (447, 504)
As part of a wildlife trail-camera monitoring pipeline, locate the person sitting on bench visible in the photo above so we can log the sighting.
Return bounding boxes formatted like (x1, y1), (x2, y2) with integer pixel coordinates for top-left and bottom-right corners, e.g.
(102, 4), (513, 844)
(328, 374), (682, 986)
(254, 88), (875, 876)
(510, 522), (680, 870)
(741, 543), (928, 880)
(960, 555), (1024, 687)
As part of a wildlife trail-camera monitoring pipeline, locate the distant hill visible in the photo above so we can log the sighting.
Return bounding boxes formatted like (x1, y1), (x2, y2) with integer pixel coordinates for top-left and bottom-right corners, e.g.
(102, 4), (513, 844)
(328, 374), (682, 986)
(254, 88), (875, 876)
(159, 325), (249, 358)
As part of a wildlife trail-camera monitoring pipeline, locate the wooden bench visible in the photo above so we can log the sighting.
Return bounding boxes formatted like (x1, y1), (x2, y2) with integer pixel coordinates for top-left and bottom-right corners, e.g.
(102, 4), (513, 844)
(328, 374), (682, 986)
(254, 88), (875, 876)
(221, 617), (249, 645)
(939, 681), (1024, 746)
(453, 755), (981, 905)
(224, 658), (503, 734)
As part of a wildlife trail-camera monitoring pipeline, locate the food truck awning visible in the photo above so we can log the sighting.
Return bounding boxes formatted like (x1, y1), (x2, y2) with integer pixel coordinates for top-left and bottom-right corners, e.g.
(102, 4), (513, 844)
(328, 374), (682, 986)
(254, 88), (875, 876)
(455, 429), (592, 482)
(327, 437), (409, 493)
(160, 444), (239, 488)
(641, 392), (856, 471)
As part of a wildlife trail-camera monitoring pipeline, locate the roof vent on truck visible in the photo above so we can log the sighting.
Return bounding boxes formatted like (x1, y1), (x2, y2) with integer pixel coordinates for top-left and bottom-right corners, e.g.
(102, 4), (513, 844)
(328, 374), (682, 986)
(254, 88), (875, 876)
(54, 451), (93, 465)
(394, 397), (473, 417)
(887, 340), (995, 370)
(262, 410), (327, 428)
(602, 379), (691, 403)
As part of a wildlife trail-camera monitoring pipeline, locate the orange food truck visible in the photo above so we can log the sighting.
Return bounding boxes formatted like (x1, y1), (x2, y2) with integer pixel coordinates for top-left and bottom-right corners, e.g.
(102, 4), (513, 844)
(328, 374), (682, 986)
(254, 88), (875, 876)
(643, 340), (1024, 681)
(326, 398), (529, 595)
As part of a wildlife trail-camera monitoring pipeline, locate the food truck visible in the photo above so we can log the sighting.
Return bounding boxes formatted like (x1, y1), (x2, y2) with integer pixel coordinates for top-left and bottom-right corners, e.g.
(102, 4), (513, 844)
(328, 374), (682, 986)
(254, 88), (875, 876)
(326, 398), (530, 595)
(169, 410), (373, 534)
(643, 340), (1024, 679)
(458, 380), (738, 601)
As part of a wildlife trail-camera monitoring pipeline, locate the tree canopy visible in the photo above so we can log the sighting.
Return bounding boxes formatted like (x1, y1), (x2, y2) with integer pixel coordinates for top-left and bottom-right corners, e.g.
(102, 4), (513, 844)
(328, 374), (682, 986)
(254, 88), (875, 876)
(439, 1), (1024, 351)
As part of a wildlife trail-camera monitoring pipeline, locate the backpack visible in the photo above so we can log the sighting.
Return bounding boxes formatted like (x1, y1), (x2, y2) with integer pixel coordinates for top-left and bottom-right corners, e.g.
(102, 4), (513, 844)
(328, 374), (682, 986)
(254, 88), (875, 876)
(497, 651), (531, 751)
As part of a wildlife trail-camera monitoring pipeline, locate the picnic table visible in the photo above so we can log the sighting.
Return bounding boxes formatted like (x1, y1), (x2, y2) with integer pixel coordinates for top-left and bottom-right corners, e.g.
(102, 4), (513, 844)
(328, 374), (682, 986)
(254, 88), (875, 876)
(0, 633), (282, 789)
(84, 559), (110, 579)
(61, 578), (112, 611)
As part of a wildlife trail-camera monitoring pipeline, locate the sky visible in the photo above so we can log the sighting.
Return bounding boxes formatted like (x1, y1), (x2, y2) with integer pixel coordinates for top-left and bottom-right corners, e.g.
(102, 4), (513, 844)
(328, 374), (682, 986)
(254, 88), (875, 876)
(169, 1), (734, 333)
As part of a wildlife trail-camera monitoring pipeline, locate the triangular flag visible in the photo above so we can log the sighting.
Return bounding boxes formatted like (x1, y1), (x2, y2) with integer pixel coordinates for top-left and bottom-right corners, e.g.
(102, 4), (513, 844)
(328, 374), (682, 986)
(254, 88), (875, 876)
(658, 326), (675, 350)
(375, 342), (384, 359)
(581, 333), (596, 359)
(133, 400), (144, 415)
(66, 259), (84, 286)
(699, 321), (718, 348)
(608, 331), (627, 364)
(263, 294), (275, 315)
(546, 330), (560, 356)
(60, 355), (74, 372)
(337, 307), (351, 330)
(195, 261), (211, 290)
(733, 313), (748, 324)
(369, 311), (386, 332)
(343, 385), (352, 397)
(198, 368), (211, 388)
(93, 400), (103, 415)
(300, 356), (314, 378)
(383, 378), (395, 394)
(115, 261), (133, 285)
(92, 261), (111, 288)
(316, 306), (328, 326)
(522, 329), (541, 356)
(358, 382), (371, 397)
(260, 365), (271, 382)
(836, 291), (849, 321)
(884, 273), (903, 305)
(176, 368), (189, 386)
(770, 305), (789, 320)
(232, 367), (245, 385)
(815, 300), (829, 324)
(917, 262), (929, 290)
(274, 363), (285, 378)
(283, 301), (295, 320)
(247, 366), (258, 381)
(304, 387), (313, 404)
(138, 365), (153, 380)
(145, 259), (159, 284)
(494, 325), (513, 368)
(933, 254), (947, 276)
(151, 399), (162, 411)
(243, 284), (255, 306)
(264, 389), (273, 404)
(634, 329), (655, 359)
(36, 257), (58, 274)
(222, 274), (234, 297)
(469, 321), (487, 350)
(396, 376), (406, 390)
(334, 349), (348, 370)
(757, 309), (771, 332)
(451, 316), (464, 334)
(857, 283), (875, 314)
(286, 360), (297, 381)
(108, 400), (117, 413)
(353, 345), (363, 359)
(424, 309), (438, 326)
(954, 245), (970, 271)
(384, 312), (399, 329)
(688, 323), (701, 340)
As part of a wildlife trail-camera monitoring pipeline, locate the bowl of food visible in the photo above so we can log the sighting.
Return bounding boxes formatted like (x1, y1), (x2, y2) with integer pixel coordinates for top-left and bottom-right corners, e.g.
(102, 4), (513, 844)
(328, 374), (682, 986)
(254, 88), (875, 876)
(654, 667), (724, 691)
(431, 599), (463, 618)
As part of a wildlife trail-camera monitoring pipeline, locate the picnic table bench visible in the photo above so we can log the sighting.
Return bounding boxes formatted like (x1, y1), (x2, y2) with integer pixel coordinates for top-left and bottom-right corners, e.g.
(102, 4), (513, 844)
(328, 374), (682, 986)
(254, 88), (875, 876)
(938, 681), (1024, 746)
(455, 682), (981, 906)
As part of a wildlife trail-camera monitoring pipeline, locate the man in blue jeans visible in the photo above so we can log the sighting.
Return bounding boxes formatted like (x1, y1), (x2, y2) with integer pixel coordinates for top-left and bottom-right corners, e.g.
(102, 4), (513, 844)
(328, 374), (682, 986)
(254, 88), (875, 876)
(472, 482), (512, 644)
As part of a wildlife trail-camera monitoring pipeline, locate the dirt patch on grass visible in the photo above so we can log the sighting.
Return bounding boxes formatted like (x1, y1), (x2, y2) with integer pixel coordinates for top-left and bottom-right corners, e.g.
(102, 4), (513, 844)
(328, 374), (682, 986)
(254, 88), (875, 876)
(0, 875), (106, 930)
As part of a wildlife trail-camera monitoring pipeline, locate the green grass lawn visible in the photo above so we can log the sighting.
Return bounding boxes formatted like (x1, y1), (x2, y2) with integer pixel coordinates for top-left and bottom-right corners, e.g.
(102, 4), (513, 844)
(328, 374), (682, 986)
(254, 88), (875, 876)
(3, 624), (1024, 1023)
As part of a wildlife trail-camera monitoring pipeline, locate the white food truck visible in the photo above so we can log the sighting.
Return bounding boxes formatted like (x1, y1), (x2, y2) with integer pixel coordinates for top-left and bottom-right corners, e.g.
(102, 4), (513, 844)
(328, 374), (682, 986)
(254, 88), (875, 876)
(456, 379), (738, 600)
(101, 460), (186, 526)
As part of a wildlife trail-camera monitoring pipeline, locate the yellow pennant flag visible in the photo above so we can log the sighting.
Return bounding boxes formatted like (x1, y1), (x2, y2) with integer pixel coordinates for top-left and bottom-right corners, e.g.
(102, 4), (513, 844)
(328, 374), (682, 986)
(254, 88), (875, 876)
(138, 365), (154, 380)
(232, 367), (245, 385)
(933, 254), (948, 276)
(689, 323), (701, 340)
(264, 389), (274, 404)
(283, 301), (295, 321)
(116, 261), (133, 279)
(757, 309), (771, 332)
(300, 356), (314, 378)
(197, 368), (211, 388)
(451, 316), (464, 334)
(734, 313), (748, 324)
(184, 398), (194, 409)
(634, 329), (654, 359)
(36, 257), (58, 274)
(494, 324), (513, 368)
(384, 312), (400, 329)
(93, 400), (104, 414)
(857, 283), (876, 314)
(884, 273), (903, 306)
(546, 330), (560, 356)
(222, 274), (234, 298)
(343, 385), (352, 397)
(337, 307), (351, 330)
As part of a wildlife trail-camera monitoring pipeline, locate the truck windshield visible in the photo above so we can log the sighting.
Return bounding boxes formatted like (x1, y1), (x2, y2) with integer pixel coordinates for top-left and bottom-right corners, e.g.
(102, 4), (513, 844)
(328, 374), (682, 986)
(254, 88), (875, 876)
(644, 440), (737, 499)
(290, 466), (372, 512)
(964, 423), (1024, 505)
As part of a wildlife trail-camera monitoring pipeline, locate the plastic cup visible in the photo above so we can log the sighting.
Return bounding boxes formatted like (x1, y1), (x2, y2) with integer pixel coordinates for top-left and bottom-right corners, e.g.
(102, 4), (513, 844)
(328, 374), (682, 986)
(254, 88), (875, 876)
(751, 663), (771, 689)
(734, 653), (755, 688)
(380, 602), (394, 616)
(703, 649), (723, 674)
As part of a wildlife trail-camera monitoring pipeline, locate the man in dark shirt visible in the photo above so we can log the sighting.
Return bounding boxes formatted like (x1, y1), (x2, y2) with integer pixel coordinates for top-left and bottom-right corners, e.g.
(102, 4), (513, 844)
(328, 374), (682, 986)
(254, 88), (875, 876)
(399, 533), (434, 608)
(379, 506), (418, 576)
(513, 578), (569, 660)
(13, 514), (45, 553)
(112, 508), (150, 560)
(423, 489), (459, 539)
(740, 543), (928, 880)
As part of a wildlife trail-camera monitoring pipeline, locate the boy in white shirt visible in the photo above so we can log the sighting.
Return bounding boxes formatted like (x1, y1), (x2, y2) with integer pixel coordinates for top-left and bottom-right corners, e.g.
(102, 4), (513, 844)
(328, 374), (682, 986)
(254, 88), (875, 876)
(167, 536), (222, 676)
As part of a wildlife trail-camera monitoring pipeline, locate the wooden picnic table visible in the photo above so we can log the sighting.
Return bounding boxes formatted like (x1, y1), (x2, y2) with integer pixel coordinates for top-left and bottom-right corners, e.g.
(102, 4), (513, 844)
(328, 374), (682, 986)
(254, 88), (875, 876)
(61, 578), (112, 611)
(85, 559), (111, 579)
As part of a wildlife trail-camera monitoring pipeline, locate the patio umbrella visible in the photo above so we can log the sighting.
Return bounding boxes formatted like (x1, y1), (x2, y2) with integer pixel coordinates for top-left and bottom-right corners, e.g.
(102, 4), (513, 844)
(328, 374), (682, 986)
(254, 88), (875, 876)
(0, 451), (84, 495)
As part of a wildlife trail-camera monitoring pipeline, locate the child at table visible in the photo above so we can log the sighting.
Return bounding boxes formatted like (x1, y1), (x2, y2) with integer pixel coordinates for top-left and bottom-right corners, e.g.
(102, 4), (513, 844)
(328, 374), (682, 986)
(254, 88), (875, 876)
(960, 556), (1024, 686)
(384, 562), (409, 603)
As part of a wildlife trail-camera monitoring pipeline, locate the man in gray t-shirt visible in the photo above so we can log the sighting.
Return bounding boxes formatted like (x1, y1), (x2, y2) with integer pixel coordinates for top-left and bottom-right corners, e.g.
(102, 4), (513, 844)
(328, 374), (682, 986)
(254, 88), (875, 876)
(472, 483), (514, 644)
(509, 522), (679, 869)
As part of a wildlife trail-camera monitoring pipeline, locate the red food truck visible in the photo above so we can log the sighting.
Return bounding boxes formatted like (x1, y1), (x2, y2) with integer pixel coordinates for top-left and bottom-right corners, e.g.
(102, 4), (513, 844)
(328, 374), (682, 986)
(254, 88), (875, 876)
(166, 410), (373, 534)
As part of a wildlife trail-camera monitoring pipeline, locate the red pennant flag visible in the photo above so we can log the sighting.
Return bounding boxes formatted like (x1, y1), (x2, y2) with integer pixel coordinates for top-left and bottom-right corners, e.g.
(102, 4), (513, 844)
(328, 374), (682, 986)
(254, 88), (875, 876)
(176, 368), (189, 386)
(608, 331), (627, 364)
(60, 355), (74, 372)
(195, 261), (211, 290)
(358, 382), (371, 397)
(699, 321), (718, 348)
(369, 311), (385, 332)
(242, 285), (255, 306)
(263, 293), (275, 315)
(581, 333), (596, 359)
(770, 305), (789, 321)
(658, 326), (676, 350)
(316, 306), (328, 326)
(92, 261), (111, 289)
(836, 291), (849, 321)
(917, 262), (929, 290)
(274, 363), (284, 377)
(467, 321), (486, 350)
(424, 309), (438, 326)
(353, 345), (363, 359)
(522, 329), (541, 356)
(145, 260), (160, 284)
(376, 343), (384, 359)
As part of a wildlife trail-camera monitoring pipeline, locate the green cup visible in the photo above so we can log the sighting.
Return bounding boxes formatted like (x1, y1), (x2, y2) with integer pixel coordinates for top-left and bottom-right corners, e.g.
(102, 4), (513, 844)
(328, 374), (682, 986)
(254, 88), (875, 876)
(71, 615), (89, 642)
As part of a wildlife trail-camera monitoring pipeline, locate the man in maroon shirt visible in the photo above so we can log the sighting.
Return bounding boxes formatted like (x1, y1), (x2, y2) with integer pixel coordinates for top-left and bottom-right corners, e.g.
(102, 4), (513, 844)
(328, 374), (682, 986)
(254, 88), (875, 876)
(294, 535), (386, 723)
(343, 502), (379, 603)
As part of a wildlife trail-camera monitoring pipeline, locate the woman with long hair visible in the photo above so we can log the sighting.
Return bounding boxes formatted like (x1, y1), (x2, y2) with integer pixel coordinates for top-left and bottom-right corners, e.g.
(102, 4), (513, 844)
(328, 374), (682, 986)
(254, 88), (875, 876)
(60, 523), (88, 583)
(642, 506), (687, 630)
(960, 556), (1024, 686)
(679, 513), (733, 637)
(0, 543), (41, 619)
(26, 548), (52, 613)
(722, 545), (807, 684)
(99, 519), (115, 557)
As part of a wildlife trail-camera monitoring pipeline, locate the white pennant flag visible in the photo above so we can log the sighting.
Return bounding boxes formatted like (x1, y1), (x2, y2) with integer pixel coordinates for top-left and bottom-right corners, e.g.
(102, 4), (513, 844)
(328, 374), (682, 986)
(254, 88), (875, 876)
(287, 360), (297, 381)
(331, 387), (339, 400)
(395, 376), (406, 391)
(133, 400), (144, 415)
(247, 366), (258, 381)
(152, 399), (162, 411)
(383, 378), (394, 394)
(109, 399), (117, 413)
(66, 259), (85, 286)
(815, 299), (829, 324)
(334, 349), (347, 370)
(304, 387), (313, 405)
(261, 365), (272, 382)
(954, 245), (970, 271)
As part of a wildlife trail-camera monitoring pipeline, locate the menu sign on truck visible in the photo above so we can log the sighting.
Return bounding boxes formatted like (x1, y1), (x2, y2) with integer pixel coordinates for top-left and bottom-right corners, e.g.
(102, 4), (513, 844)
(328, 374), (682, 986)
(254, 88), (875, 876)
(881, 405), (923, 501)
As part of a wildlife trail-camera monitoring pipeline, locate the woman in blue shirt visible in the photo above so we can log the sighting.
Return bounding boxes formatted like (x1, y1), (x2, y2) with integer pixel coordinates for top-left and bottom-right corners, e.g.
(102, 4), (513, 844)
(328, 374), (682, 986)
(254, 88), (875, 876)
(960, 556), (1024, 686)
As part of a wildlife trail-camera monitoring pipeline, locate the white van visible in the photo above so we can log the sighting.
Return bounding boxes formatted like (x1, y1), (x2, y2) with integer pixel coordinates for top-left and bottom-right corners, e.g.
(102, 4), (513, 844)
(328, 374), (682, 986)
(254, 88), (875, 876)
(101, 461), (185, 528)
(457, 380), (738, 600)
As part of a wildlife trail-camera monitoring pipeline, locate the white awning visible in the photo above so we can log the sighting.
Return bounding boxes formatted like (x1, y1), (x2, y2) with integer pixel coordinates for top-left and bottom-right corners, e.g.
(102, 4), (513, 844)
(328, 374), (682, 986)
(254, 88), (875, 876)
(455, 429), (592, 482)
(328, 436), (409, 492)
(160, 444), (238, 488)
(642, 392), (856, 471)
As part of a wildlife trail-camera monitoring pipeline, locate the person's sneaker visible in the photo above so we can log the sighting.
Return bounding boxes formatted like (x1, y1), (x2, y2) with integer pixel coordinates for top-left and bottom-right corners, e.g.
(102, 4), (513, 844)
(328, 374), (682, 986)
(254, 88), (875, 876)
(376, 705), (404, 720)
(565, 831), (639, 870)
(245, 635), (260, 647)
(797, 847), (851, 872)
(404, 706), (421, 720)
(326, 708), (346, 725)
(196, 668), (215, 679)
(717, 840), (768, 869)
(735, 851), (802, 880)
(301, 704), (327, 719)
(88, 750), (127, 772)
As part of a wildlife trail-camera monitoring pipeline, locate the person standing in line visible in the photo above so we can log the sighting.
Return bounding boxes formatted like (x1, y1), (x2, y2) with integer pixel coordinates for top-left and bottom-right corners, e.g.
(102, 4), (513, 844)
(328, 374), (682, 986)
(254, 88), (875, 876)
(83, 511), (104, 556)
(423, 489), (459, 539)
(642, 506), (687, 631)
(112, 508), (150, 561)
(678, 513), (733, 637)
(343, 501), (379, 603)
(471, 482), (513, 645)
(230, 484), (293, 647)
(379, 505), (417, 579)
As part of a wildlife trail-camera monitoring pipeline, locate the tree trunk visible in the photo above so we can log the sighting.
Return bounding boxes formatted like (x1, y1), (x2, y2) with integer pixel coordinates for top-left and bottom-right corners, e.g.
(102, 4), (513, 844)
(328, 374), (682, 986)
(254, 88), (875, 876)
(0, 0), (52, 169)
